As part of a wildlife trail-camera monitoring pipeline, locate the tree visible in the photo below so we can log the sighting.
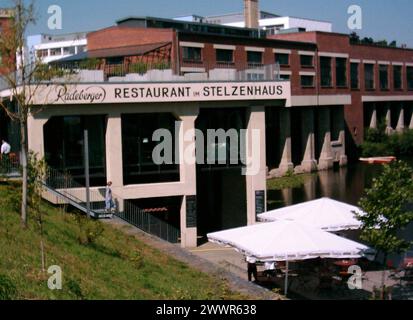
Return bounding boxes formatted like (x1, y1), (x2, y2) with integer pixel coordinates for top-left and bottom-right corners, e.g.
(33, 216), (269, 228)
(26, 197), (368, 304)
(356, 160), (413, 299)
(0, 1), (67, 227)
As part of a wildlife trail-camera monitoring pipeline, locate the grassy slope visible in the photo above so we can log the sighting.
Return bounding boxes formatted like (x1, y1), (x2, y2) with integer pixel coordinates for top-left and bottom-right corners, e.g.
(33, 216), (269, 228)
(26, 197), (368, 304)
(0, 182), (246, 300)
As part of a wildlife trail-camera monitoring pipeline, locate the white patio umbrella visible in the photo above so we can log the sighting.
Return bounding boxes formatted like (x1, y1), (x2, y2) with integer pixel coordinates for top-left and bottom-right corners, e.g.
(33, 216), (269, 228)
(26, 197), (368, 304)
(208, 220), (374, 296)
(258, 198), (365, 232)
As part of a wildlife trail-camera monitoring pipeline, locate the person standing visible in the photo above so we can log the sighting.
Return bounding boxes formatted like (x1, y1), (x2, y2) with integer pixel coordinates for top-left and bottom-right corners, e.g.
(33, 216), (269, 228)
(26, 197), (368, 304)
(246, 257), (258, 282)
(105, 181), (115, 214)
(0, 140), (11, 172)
(1, 140), (11, 159)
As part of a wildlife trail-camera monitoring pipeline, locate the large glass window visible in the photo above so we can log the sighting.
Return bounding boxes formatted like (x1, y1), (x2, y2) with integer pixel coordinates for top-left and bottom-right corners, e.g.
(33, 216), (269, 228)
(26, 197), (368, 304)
(393, 65), (402, 90)
(351, 63), (359, 89)
(183, 47), (202, 62)
(336, 58), (347, 87)
(275, 53), (290, 66)
(216, 49), (233, 63)
(121, 113), (179, 185)
(44, 115), (107, 186)
(364, 64), (375, 90)
(247, 51), (263, 66)
(379, 65), (389, 90)
(407, 67), (413, 90)
(300, 55), (314, 67)
(320, 57), (332, 87)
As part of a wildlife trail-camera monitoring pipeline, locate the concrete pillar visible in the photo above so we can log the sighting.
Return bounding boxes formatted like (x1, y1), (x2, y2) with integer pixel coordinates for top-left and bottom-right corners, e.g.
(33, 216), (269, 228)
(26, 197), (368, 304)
(245, 106), (267, 226)
(300, 108), (317, 172)
(369, 104), (377, 129)
(318, 108), (334, 171)
(106, 114), (123, 189)
(385, 105), (394, 135)
(278, 108), (294, 174)
(27, 115), (48, 157)
(410, 106), (413, 130)
(178, 111), (199, 248)
(397, 105), (405, 133)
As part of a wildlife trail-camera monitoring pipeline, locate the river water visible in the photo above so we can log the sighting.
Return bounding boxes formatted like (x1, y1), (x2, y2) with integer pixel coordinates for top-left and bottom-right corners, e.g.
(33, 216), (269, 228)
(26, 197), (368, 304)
(268, 159), (412, 210)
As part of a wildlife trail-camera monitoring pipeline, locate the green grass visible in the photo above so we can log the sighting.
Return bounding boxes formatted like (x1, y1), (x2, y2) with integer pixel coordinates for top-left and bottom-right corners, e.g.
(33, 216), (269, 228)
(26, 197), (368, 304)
(267, 173), (315, 191)
(0, 182), (248, 300)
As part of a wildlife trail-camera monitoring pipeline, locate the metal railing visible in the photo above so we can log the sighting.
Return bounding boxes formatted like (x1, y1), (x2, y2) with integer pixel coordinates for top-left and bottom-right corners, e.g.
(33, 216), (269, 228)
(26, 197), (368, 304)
(43, 167), (180, 243)
(0, 155), (21, 178)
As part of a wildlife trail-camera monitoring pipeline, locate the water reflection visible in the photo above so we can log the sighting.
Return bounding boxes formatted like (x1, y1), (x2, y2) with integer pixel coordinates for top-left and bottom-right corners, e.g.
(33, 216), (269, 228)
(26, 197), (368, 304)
(268, 163), (386, 210)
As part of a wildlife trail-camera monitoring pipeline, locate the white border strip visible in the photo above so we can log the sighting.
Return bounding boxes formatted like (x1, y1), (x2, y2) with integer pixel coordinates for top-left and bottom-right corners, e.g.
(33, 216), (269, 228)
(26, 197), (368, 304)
(298, 50), (315, 56)
(350, 59), (361, 63)
(406, 63), (413, 67)
(213, 44), (236, 50)
(180, 67), (206, 73)
(273, 49), (292, 54)
(363, 59), (376, 64)
(279, 71), (292, 75)
(362, 95), (413, 102)
(392, 62), (404, 66)
(299, 71), (316, 76)
(319, 52), (349, 58)
(179, 41), (204, 48)
(245, 46), (266, 52)
(378, 61), (391, 65)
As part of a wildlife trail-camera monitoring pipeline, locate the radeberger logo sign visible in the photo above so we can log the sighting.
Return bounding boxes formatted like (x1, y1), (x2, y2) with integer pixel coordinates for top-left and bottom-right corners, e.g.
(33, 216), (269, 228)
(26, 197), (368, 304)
(37, 81), (291, 105)
(55, 85), (107, 103)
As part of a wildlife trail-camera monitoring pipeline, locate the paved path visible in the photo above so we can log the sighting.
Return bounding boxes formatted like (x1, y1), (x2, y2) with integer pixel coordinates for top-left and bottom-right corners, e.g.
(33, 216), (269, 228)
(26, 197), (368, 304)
(104, 217), (284, 300)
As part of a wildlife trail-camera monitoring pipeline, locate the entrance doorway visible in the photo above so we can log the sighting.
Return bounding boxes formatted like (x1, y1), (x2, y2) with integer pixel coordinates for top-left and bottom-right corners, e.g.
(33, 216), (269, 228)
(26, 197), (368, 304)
(195, 108), (247, 241)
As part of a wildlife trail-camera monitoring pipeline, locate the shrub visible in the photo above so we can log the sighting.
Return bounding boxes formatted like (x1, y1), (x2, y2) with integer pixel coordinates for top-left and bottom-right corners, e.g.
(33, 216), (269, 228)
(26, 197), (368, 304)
(360, 142), (392, 157)
(75, 214), (104, 245)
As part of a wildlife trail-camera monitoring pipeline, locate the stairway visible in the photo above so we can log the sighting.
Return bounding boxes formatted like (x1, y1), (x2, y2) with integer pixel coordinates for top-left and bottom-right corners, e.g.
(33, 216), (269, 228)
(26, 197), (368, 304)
(42, 168), (180, 243)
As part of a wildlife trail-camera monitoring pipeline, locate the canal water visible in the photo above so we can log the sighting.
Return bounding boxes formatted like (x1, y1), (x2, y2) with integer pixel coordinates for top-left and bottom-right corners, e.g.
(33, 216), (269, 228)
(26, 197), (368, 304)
(267, 162), (386, 210)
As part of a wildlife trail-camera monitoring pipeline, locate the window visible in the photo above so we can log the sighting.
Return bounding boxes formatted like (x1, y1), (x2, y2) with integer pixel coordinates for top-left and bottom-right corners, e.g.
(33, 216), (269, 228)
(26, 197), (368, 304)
(275, 53), (289, 66)
(393, 65), (402, 90)
(379, 65), (389, 90)
(351, 63), (359, 89)
(216, 49), (233, 63)
(300, 55), (314, 67)
(278, 74), (290, 81)
(63, 46), (76, 55)
(50, 48), (62, 56)
(44, 115), (107, 187)
(336, 58), (347, 87)
(77, 45), (87, 53)
(183, 47), (202, 62)
(320, 57), (332, 87)
(36, 49), (48, 58)
(301, 75), (314, 87)
(122, 113), (180, 185)
(247, 51), (263, 66)
(408, 67), (413, 90)
(364, 64), (375, 90)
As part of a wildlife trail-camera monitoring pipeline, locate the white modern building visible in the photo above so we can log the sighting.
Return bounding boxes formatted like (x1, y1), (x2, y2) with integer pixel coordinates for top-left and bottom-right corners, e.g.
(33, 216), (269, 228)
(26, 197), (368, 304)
(174, 11), (332, 35)
(26, 32), (88, 64)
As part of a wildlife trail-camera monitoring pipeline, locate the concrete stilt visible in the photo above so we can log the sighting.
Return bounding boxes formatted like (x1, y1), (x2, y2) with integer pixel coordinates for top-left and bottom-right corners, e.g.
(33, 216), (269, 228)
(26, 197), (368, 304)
(396, 105), (405, 133)
(278, 108), (294, 175)
(318, 108), (334, 171)
(385, 105), (394, 135)
(370, 104), (377, 129)
(300, 108), (317, 173)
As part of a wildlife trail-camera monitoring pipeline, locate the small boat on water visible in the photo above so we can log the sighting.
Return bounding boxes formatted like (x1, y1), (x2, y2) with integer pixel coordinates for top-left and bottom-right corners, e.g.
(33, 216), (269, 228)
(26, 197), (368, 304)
(359, 156), (397, 164)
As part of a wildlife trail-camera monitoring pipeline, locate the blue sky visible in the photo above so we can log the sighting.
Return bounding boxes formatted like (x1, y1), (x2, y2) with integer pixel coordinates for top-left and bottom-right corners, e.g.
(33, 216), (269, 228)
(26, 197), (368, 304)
(3, 0), (413, 47)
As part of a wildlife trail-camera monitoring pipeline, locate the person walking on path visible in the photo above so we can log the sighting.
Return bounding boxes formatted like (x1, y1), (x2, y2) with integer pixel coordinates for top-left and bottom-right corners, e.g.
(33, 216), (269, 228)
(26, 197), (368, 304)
(105, 181), (115, 215)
